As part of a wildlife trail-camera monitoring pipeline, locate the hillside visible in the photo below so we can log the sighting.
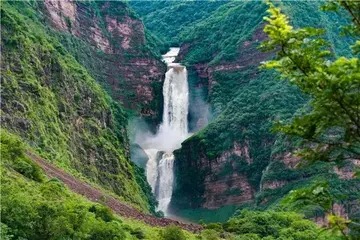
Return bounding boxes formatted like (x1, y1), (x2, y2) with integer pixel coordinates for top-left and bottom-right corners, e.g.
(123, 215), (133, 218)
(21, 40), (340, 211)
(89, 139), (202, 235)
(1, 0), (156, 212)
(129, 0), (228, 46)
(0, 126), (340, 239)
(1, 131), (203, 239)
(1, 0), (359, 239)
(130, 0), (360, 223)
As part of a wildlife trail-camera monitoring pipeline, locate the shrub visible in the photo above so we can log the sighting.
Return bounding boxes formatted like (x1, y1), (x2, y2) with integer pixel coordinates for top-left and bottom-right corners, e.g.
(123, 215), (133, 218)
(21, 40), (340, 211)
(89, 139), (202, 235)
(201, 229), (220, 240)
(88, 221), (126, 240)
(162, 225), (186, 240)
(0, 129), (44, 182)
(205, 222), (223, 232)
(0, 223), (13, 240)
(224, 210), (335, 239)
(89, 204), (115, 222)
(130, 227), (146, 239)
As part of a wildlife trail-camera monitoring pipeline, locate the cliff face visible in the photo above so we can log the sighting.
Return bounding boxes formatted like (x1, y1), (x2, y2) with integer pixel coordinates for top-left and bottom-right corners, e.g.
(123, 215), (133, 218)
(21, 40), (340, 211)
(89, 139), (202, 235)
(172, 22), (290, 210)
(173, 23), (273, 211)
(170, 1), (358, 216)
(43, 0), (166, 124)
(1, 1), (156, 212)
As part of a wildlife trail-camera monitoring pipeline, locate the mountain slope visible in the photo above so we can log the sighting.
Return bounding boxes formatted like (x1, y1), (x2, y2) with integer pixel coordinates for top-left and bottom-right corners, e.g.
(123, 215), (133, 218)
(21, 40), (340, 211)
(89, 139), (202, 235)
(129, 0), (228, 45)
(131, 1), (359, 221)
(1, 1), (155, 212)
(0, 131), (201, 239)
(14, 0), (167, 124)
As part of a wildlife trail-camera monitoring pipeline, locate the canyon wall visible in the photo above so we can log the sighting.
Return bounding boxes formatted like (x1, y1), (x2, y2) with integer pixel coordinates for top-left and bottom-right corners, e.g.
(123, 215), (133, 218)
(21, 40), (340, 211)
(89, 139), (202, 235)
(1, 1), (158, 213)
(167, 1), (359, 220)
(43, 0), (167, 124)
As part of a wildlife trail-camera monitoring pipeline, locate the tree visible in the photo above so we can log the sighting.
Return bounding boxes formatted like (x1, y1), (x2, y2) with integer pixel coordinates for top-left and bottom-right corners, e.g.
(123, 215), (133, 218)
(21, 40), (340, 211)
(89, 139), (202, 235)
(261, 1), (360, 239)
(261, 0), (360, 164)
(223, 210), (335, 239)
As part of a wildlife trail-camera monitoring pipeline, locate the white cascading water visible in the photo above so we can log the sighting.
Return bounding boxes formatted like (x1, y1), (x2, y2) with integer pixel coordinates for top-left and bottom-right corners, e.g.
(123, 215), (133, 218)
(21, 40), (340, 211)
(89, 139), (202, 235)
(143, 48), (189, 215)
(144, 149), (159, 192)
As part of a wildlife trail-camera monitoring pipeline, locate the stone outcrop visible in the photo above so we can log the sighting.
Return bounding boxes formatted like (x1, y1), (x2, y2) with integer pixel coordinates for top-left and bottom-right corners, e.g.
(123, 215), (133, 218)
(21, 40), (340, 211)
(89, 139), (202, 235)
(43, 0), (166, 122)
(44, 0), (78, 33)
(173, 139), (255, 209)
(202, 141), (254, 208)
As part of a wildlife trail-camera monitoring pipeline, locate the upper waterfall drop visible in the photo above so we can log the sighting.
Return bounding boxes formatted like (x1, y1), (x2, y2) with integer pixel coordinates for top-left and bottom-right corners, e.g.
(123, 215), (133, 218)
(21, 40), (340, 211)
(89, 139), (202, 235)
(158, 65), (189, 151)
(143, 48), (190, 215)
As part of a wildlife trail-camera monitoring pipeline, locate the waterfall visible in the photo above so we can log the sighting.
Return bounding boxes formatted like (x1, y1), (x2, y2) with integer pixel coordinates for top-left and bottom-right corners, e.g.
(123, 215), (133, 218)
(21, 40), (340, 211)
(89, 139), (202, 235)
(144, 149), (159, 193)
(157, 153), (175, 212)
(143, 48), (189, 215)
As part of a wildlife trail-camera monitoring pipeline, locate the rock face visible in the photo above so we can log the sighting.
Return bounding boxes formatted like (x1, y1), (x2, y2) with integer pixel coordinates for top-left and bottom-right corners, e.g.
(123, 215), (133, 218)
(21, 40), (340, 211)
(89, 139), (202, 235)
(173, 13), (358, 214)
(43, 0), (166, 123)
(173, 138), (257, 209)
(172, 25), (274, 210)
(202, 142), (255, 209)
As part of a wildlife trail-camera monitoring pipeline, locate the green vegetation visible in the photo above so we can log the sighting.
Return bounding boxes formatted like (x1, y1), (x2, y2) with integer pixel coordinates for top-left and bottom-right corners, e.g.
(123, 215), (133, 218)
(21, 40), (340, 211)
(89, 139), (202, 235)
(261, 0), (360, 164)
(259, 1), (360, 237)
(161, 225), (186, 240)
(1, 2), (155, 212)
(0, 130), (198, 240)
(0, 129), (339, 240)
(169, 1), (359, 224)
(223, 210), (340, 240)
(2, 0), (359, 239)
(1, 130), (126, 239)
(129, 0), (227, 46)
(132, 1), (352, 65)
(181, 1), (267, 64)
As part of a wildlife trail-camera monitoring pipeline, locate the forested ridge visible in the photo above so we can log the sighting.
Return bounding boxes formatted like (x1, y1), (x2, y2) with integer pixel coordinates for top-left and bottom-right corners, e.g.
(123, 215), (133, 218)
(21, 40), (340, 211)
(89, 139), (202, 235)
(132, 0), (360, 236)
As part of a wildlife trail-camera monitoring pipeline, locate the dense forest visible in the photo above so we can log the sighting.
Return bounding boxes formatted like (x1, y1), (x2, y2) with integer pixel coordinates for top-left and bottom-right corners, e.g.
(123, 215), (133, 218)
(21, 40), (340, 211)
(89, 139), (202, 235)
(1, 0), (359, 239)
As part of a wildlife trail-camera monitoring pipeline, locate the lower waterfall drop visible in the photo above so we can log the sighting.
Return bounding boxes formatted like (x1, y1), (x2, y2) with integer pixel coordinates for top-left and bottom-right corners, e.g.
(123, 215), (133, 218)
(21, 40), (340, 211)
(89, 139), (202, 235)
(143, 48), (189, 215)
(144, 149), (159, 193)
(157, 153), (175, 212)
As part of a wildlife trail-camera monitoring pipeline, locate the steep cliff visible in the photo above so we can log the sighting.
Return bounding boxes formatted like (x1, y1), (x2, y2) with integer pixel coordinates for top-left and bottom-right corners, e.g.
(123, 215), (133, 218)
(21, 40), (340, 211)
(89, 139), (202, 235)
(158, 1), (358, 219)
(41, 0), (167, 124)
(1, 1), (157, 212)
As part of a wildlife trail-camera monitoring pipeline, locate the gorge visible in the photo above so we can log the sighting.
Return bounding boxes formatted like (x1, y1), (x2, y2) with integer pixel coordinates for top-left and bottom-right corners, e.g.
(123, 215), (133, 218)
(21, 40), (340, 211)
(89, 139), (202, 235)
(1, 0), (359, 239)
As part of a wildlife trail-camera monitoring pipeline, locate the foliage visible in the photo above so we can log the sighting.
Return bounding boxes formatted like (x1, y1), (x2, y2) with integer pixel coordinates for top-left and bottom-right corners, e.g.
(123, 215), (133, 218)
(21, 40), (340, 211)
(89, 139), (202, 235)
(181, 1), (267, 64)
(224, 210), (340, 240)
(322, 1), (360, 36)
(133, 1), (352, 65)
(129, 0), (227, 46)
(260, 1), (360, 238)
(0, 132), (199, 239)
(161, 225), (186, 240)
(1, 129), (44, 182)
(261, 1), (360, 164)
(172, 0), (356, 213)
(1, 133), (128, 240)
(280, 181), (334, 214)
(200, 229), (220, 240)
